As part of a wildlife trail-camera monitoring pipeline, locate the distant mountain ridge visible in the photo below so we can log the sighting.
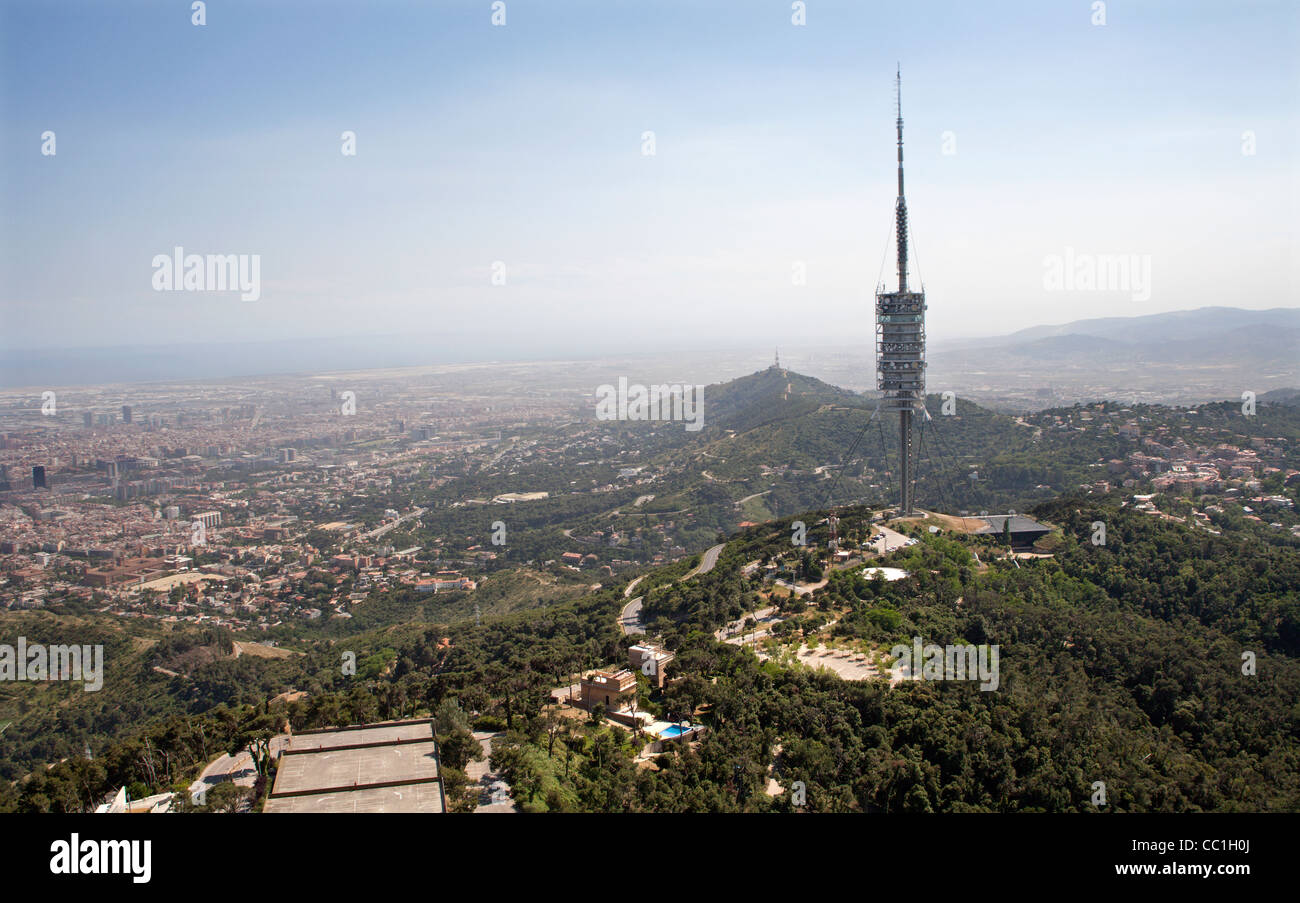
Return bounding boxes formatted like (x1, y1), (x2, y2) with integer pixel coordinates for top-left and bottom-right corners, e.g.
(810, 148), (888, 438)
(926, 306), (1299, 408)
(999, 306), (1300, 345)
(995, 324), (1300, 365)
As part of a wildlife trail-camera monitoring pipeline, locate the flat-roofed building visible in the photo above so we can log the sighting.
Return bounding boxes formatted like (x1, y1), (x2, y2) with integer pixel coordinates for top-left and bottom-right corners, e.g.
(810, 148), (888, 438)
(84, 556), (168, 587)
(976, 515), (1051, 551)
(192, 511), (222, 530)
(628, 643), (674, 688)
(263, 719), (444, 814)
(580, 668), (637, 710)
(414, 575), (477, 593)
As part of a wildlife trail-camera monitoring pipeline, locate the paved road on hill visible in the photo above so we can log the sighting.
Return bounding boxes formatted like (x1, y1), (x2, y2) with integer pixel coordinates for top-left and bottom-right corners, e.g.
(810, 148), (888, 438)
(684, 543), (725, 579)
(618, 544), (725, 635)
(619, 596), (645, 635)
(190, 735), (290, 803)
(362, 507), (427, 540)
(871, 525), (912, 553)
(716, 606), (777, 641)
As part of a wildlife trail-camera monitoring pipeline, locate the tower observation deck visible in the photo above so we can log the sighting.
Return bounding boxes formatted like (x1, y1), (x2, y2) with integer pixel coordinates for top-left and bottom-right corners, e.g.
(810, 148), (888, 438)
(875, 67), (927, 515)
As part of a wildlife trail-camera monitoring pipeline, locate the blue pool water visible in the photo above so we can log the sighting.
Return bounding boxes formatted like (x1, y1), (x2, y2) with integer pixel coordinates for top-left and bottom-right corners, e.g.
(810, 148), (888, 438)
(661, 725), (692, 738)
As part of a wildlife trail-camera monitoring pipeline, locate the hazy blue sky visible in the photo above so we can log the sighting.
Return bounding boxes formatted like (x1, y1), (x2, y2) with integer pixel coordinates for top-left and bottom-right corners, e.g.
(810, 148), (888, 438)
(2, 0), (1297, 356)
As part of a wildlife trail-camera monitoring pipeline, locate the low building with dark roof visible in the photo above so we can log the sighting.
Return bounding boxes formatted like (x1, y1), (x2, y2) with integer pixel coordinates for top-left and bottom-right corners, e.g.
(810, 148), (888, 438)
(975, 515), (1052, 550)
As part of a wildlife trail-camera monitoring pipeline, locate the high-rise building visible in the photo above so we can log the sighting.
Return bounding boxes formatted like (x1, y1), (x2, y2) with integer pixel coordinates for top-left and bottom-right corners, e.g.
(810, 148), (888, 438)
(32, 465), (47, 489)
(121, 405), (133, 423)
(875, 68), (928, 515)
(83, 412), (93, 428)
(192, 511), (222, 530)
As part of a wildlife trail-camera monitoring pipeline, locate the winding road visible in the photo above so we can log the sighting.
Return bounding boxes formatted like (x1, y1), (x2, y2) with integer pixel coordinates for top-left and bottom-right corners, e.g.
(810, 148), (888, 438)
(683, 543), (725, 580)
(618, 596), (645, 636)
(618, 543), (725, 636)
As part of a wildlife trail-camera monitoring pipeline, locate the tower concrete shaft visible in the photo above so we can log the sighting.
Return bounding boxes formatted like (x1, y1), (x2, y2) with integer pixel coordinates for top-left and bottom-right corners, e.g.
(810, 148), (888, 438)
(875, 66), (926, 515)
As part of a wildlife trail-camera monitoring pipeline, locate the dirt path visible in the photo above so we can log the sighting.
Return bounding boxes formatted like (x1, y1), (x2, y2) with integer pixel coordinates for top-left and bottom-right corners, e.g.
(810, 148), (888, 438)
(469, 731), (517, 813)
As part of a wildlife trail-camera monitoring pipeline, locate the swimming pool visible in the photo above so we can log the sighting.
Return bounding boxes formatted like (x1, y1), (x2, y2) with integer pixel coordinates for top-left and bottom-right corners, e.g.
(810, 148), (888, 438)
(659, 725), (693, 738)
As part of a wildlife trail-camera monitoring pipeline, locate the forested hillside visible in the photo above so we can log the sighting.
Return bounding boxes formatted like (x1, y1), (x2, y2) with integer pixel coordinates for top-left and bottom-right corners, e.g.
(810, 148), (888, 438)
(10, 492), (1298, 813)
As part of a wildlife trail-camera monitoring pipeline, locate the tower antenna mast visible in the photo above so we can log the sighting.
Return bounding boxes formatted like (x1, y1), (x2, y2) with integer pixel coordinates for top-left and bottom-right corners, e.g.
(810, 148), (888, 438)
(895, 64), (908, 294)
(872, 65), (928, 516)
